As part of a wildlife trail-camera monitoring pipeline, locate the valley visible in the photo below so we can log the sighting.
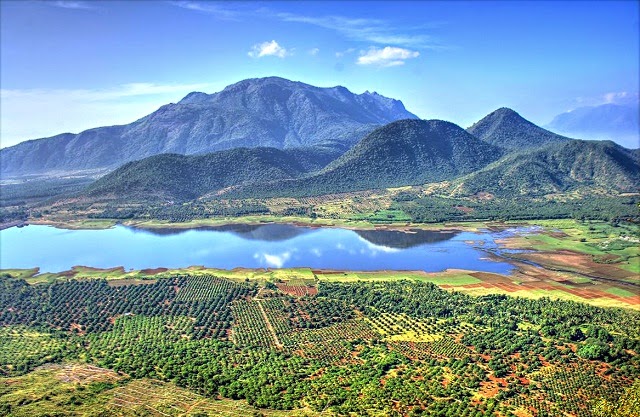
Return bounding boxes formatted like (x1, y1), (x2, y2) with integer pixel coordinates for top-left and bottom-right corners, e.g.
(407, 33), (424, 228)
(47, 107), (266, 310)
(1, 75), (638, 417)
(1, 231), (639, 416)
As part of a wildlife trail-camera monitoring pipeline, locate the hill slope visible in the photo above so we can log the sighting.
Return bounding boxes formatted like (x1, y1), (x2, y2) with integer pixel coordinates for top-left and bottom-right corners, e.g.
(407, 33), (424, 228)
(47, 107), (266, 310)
(450, 140), (640, 197)
(85, 147), (339, 201)
(1, 77), (416, 177)
(228, 119), (503, 197)
(545, 104), (639, 149)
(468, 108), (571, 150)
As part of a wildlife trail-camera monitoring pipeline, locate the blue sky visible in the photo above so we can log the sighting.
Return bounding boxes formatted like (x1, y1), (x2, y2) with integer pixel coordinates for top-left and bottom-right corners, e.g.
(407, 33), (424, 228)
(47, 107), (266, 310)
(1, 0), (638, 148)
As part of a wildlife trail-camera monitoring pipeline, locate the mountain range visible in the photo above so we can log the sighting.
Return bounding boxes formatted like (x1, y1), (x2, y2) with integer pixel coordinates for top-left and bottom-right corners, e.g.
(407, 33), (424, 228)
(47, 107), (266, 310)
(2, 77), (638, 203)
(0, 77), (417, 177)
(85, 106), (639, 202)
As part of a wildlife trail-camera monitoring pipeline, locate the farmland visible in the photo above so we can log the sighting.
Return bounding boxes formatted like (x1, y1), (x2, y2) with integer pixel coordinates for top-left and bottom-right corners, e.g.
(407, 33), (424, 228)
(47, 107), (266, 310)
(1, 265), (639, 416)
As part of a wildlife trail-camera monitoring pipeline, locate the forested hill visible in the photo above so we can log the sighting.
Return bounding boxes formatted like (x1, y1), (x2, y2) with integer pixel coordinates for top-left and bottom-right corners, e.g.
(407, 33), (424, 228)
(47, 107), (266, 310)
(468, 107), (571, 150)
(450, 139), (640, 197)
(85, 147), (340, 201)
(226, 119), (504, 198)
(75, 114), (640, 203)
(1, 77), (416, 177)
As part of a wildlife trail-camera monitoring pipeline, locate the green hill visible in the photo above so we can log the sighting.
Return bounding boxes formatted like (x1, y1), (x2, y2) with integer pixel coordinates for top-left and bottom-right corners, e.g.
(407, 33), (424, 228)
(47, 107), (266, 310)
(450, 140), (640, 197)
(86, 147), (340, 201)
(468, 107), (571, 150)
(230, 119), (503, 197)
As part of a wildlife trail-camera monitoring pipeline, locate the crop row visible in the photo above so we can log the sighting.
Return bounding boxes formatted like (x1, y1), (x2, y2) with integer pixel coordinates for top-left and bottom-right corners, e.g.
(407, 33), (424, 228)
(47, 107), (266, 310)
(389, 337), (471, 361)
(230, 300), (278, 349)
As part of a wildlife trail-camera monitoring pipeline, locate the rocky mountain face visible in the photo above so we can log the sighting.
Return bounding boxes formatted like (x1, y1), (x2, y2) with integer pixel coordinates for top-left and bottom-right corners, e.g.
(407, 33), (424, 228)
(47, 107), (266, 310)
(1, 77), (417, 177)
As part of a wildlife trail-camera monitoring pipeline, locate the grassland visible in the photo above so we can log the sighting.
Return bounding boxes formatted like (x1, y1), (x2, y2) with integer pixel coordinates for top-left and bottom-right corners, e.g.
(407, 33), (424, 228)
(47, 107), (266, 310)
(0, 364), (312, 417)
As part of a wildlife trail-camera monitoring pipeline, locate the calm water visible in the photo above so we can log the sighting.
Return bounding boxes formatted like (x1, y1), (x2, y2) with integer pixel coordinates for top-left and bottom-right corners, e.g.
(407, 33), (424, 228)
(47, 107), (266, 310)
(0, 224), (514, 274)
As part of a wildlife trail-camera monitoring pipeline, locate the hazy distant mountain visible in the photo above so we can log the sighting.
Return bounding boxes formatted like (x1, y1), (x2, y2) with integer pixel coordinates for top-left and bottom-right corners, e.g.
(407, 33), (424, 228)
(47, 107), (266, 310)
(468, 107), (571, 150)
(228, 119), (504, 198)
(86, 147), (340, 201)
(451, 140), (640, 197)
(0, 77), (417, 177)
(545, 104), (639, 149)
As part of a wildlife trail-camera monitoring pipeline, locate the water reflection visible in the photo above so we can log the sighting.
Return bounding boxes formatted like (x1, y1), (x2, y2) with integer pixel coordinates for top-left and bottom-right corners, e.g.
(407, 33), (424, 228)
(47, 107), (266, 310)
(0, 224), (513, 274)
(135, 223), (458, 249)
(137, 223), (313, 241)
(354, 229), (457, 249)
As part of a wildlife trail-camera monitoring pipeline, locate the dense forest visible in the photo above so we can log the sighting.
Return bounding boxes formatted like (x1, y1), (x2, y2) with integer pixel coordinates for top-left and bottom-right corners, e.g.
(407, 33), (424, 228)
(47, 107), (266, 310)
(1, 273), (638, 416)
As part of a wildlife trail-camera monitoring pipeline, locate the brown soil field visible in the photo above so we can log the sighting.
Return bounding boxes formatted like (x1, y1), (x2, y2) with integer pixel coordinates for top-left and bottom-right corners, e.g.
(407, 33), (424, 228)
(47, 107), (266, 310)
(515, 250), (636, 280)
(276, 284), (318, 297)
(140, 267), (168, 275)
(107, 279), (158, 287)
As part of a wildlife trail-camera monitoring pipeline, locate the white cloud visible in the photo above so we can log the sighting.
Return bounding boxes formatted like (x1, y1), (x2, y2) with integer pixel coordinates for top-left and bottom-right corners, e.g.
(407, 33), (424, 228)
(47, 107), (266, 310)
(571, 91), (639, 109)
(248, 40), (289, 58)
(0, 82), (214, 149)
(50, 1), (94, 10)
(309, 48), (320, 56)
(275, 12), (441, 49)
(603, 91), (638, 105)
(357, 46), (420, 67)
(335, 48), (355, 58)
(170, 5), (444, 49)
(253, 251), (292, 268)
(355, 236), (400, 254)
(169, 1), (239, 20)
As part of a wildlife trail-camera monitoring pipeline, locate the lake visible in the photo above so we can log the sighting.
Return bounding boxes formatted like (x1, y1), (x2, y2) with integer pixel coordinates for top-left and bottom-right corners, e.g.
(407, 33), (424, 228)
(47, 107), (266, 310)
(0, 223), (515, 274)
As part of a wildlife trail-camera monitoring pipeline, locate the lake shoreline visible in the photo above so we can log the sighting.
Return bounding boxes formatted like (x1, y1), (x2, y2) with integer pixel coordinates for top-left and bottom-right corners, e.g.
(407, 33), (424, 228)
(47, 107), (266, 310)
(24, 215), (520, 234)
(3, 262), (638, 311)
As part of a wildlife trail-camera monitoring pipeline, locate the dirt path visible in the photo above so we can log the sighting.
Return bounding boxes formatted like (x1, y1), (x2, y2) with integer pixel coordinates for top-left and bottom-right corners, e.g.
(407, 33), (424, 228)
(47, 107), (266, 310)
(255, 299), (283, 350)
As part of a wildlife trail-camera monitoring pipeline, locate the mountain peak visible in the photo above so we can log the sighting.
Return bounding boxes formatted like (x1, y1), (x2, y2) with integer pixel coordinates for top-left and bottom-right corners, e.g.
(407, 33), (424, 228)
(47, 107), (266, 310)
(1, 77), (417, 177)
(492, 107), (521, 116)
(468, 107), (570, 150)
(228, 118), (503, 198)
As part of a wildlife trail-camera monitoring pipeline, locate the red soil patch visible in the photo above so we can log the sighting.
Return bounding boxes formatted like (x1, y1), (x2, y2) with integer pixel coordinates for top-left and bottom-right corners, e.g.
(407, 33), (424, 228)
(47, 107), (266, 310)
(70, 323), (85, 335)
(140, 267), (168, 275)
(474, 192), (495, 201)
(454, 205), (474, 214)
(312, 270), (344, 275)
(519, 250), (636, 279)
(276, 284), (318, 297)
(107, 279), (157, 287)
(478, 374), (507, 398)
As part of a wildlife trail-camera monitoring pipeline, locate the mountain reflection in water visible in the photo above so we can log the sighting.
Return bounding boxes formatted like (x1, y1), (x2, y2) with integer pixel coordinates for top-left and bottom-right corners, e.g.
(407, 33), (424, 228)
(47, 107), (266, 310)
(0, 224), (510, 274)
